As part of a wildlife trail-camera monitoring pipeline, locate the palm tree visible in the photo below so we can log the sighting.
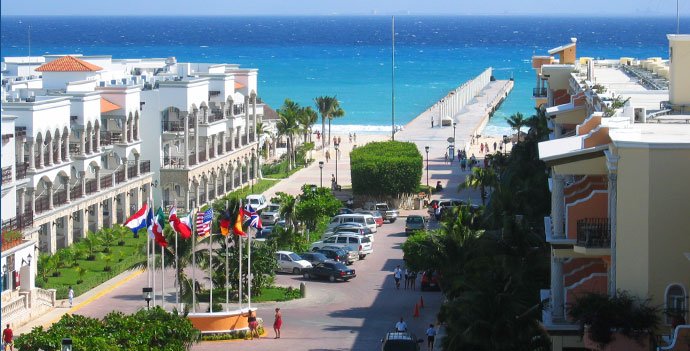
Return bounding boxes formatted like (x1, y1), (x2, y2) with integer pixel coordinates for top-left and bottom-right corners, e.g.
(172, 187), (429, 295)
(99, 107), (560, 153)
(297, 106), (318, 143)
(507, 112), (526, 143)
(75, 266), (87, 284)
(276, 192), (297, 231)
(524, 107), (550, 142)
(328, 103), (345, 146)
(315, 96), (338, 149)
(276, 99), (301, 170)
(459, 167), (498, 206)
(82, 234), (101, 261)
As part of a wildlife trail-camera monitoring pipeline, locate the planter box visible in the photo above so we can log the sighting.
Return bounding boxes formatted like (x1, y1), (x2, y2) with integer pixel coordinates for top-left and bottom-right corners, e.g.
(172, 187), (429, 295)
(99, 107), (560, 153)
(2, 238), (23, 251)
(583, 327), (651, 351)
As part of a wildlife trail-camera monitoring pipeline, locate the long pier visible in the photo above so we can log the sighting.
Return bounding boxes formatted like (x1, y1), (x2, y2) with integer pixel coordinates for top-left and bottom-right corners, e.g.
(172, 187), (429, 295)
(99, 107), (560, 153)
(397, 67), (513, 154)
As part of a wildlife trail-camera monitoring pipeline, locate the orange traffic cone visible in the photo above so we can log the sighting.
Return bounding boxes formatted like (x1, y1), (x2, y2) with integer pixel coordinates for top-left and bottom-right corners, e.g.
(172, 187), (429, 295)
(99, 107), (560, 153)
(413, 303), (420, 318)
(419, 296), (424, 308)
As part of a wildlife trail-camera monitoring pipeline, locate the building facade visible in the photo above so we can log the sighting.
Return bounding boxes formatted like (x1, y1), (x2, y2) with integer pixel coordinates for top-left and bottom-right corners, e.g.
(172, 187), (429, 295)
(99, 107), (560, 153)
(535, 36), (690, 350)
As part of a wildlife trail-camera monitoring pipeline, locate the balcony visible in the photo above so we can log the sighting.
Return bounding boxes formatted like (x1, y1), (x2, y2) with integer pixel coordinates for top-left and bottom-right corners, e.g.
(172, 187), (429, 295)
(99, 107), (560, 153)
(161, 120), (193, 133)
(575, 218), (611, 255)
(140, 160), (151, 173)
(206, 110), (225, 124)
(70, 185), (82, 199)
(54, 190), (68, 207)
(533, 87), (547, 98)
(15, 126), (27, 138)
(1, 211), (33, 232)
(2, 166), (12, 185)
(15, 163), (27, 180)
(85, 179), (98, 195)
(100, 131), (121, 145)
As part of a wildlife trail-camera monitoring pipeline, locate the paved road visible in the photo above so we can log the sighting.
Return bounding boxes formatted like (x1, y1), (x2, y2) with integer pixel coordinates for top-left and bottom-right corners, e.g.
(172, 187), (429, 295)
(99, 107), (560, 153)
(192, 215), (443, 351)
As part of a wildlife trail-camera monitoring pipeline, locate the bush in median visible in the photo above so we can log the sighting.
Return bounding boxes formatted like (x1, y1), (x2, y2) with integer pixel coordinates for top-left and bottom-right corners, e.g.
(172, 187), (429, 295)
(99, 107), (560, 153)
(350, 141), (423, 196)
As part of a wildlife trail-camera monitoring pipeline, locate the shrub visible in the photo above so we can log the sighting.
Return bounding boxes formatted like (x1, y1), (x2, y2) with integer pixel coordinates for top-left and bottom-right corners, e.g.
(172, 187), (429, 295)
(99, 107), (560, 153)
(350, 141), (423, 196)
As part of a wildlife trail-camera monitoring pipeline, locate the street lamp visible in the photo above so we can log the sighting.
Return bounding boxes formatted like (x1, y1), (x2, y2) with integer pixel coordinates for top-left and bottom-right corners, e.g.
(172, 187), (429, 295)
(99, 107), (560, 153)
(502, 135), (509, 156)
(62, 338), (73, 351)
(452, 122), (457, 160)
(425, 146), (430, 190)
(334, 144), (340, 186)
(318, 161), (324, 187)
(142, 287), (153, 310)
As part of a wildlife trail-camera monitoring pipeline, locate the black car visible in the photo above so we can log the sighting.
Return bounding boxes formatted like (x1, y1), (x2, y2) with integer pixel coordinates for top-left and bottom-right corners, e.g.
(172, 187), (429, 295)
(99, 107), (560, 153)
(298, 252), (329, 265)
(315, 248), (349, 265)
(302, 261), (356, 282)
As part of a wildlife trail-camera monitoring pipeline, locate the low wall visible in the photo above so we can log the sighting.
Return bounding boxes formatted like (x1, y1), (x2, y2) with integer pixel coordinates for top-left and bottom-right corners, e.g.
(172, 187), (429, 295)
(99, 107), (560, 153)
(187, 308), (257, 334)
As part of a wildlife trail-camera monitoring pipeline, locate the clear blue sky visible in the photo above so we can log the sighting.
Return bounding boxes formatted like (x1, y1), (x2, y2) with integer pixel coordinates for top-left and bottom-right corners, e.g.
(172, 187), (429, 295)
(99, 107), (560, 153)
(2, 0), (688, 16)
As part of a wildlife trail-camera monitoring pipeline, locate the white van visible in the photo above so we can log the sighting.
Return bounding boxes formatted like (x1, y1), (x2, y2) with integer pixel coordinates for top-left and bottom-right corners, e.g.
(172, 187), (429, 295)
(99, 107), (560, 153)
(327, 214), (377, 233)
(245, 194), (267, 211)
(310, 234), (374, 259)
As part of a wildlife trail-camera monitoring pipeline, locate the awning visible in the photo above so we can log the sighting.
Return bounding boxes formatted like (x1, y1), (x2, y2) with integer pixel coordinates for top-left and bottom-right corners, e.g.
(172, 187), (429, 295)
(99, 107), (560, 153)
(539, 135), (608, 167)
(546, 102), (587, 125)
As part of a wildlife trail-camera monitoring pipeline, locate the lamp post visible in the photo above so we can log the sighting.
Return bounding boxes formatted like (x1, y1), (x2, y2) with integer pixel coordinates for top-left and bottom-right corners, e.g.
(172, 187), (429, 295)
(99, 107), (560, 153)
(452, 122), (457, 160)
(502, 135), (509, 156)
(62, 338), (73, 351)
(319, 161), (324, 187)
(334, 144), (339, 186)
(425, 146), (430, 190)
(142, 287), (153, 310)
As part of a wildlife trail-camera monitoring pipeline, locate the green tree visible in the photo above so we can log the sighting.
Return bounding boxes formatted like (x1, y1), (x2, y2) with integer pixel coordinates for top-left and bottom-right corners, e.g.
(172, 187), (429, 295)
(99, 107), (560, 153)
(314, 96), (338, 149)
(75, 266), (87, 284)
(294, 184), (341, 231)
(276, 99), (301, 170)
(507, 112), (526, 143)
(276, 192), (298, 231)
(297, 106), (318, 143)
(81, 233), (101, 261)
(100, 226), (118, 253)
(459, 166), (498, 205)
(350, 141), (423, 196)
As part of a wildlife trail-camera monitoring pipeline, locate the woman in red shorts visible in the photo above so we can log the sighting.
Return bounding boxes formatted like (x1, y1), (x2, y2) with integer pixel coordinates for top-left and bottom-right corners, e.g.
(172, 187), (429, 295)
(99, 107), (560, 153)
(273, 308), (282, 339)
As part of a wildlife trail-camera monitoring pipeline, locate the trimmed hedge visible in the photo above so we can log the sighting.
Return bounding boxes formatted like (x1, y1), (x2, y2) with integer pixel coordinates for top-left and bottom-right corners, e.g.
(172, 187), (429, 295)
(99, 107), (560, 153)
(350, 141), (423, 196)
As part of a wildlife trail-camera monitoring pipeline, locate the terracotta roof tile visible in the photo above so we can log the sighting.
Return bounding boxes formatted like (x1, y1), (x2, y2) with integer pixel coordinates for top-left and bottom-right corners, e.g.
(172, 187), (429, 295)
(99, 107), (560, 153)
(234, 82), (245, 89)
(36, 56), (103, 72)
(100, 98), (121, 114)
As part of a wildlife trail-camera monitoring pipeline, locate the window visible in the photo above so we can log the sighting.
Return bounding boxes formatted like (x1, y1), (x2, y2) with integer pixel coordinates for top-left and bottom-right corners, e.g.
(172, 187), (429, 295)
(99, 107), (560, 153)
(666, 284), (687, 325)
(337, 237), (348, 244)
(324, 237), (336, 243)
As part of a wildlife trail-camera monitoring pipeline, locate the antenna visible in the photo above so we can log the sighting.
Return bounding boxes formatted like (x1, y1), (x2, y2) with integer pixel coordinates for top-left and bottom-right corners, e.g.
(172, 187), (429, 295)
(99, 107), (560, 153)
(391, 16), (396, 141)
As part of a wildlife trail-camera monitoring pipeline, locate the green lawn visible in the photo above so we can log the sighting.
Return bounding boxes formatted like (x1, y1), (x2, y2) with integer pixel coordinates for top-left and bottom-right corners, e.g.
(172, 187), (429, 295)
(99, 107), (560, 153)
(38, 233), (146, 299)
(197, 286), (302, 304)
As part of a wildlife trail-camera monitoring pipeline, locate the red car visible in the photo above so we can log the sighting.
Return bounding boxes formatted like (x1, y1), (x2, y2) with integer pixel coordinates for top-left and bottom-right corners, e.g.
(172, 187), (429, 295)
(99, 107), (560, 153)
(356, 210), (384, 227)
(421, 271), (442, 291)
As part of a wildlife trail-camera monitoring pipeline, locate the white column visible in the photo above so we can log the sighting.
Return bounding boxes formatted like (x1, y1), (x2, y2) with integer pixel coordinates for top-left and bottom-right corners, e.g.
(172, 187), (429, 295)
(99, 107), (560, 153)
(94, 125), (100, 152)
(63, 132), (70, 162)
(551, 256), (565, 320)
(184, 115), (190, 167)
(252, 96), (257, 142)
(194, 113), (199, 164)
(244, 96), (250, 143)
(551, 174), (565, 239)
(65, 176), (71, 203)
(47, 182), (54, 209)
(28, 139), (36, 171)
(46, 139), (54, 166)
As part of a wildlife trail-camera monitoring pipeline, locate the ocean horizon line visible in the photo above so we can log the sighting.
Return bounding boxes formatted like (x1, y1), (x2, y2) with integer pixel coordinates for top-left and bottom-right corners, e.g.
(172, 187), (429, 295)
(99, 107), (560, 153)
(2, 14), (688, 19)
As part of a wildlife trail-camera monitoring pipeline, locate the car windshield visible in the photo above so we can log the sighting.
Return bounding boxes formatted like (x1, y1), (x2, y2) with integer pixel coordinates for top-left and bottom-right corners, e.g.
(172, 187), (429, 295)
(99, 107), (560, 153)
(376, 204), (388, 210)
(408, 216), (423, 223)
(267, 205), (280, 212)
(288, 253), (302, 261)
(361, 237), (371, 243)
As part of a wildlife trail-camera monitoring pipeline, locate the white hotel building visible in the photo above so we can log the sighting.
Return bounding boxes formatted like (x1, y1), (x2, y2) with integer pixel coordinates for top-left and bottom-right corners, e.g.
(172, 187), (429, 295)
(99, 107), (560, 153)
(0, 54), (265, 325)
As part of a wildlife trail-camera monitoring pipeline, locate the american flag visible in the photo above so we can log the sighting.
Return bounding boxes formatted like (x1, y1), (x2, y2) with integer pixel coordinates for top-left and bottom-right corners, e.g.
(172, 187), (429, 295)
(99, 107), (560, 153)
(196, 208), (213, 237)
(243, 204), (262, 230)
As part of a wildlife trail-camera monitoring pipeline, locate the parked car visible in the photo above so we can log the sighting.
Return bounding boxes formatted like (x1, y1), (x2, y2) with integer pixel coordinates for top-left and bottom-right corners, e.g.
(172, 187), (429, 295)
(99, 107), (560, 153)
(260, 203), (281, 225)
(298, 252), (330, 266)
(322, 245), (358, 264)
(327, 214), (377, 233)
(324, 223), (374, 241)
(310, 233), (373, 259)
(427, 199), (465, 215)
(420, 270), (441, 291)
(356, 210), (384, 227)
(315, 248), (350, 265)
(405, 215), (427, 235)
(337, 207), (354, 215)
(274, 251), (312, 274)
(381, 332), (423, 351)
(363, 202), (399, 223)
(246, 194), (268, 211)
(302, 261), (356, 282)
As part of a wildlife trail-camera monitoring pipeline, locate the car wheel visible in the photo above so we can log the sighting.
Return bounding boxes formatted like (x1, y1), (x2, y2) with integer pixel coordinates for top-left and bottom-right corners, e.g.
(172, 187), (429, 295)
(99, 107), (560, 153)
(343, 278), (350, 281)
(329, 275), (336, 282)
(303, 272), (310, 279)
(389, 218), (396, 223)
(292, 268), (301, 275)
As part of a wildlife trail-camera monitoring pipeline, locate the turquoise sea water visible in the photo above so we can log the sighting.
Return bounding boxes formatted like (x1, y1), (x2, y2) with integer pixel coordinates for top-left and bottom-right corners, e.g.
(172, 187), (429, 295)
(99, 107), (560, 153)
(2, 16), (687, 135)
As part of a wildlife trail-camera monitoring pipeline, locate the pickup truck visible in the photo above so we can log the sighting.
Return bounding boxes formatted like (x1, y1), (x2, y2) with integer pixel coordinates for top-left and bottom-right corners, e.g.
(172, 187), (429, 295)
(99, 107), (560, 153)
(364, 203), (399, 223)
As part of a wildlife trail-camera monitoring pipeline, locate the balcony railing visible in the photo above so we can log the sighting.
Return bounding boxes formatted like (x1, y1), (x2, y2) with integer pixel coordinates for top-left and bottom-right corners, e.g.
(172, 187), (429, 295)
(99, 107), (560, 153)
(226, 141), (232, 151)
(15, 127), (27, 138)
(127, 163), (138, 179)
(163, 156), (186, 169)
(206, 110), (224, 123)
(2, 166), (12, 185)
(241, 135), (247, 146)
(576, 218), (611, 248)
(140, 160), (150, 173)
(69, 142), (81, 155)
(54, 191), (68, 207)
(85, 179), (98, 195)
(35, 196), (50, 214)
(115, 169), (125, 183)
(100, 174), (113, 189)
(533, 87), (547, 98)
(70, 185), (82, 199)
(100, 131), (120, 145)
(2, 211), (33, 232)
(161, 120), (192, 132)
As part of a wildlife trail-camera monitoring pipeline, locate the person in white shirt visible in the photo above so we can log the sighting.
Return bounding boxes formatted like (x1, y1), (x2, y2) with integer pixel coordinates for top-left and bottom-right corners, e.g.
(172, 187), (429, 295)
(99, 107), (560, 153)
(395, 317), (408, 332)
(68, 286), (74, 307)
(426, 324), (437, 350)
(393, 265), (402, 289)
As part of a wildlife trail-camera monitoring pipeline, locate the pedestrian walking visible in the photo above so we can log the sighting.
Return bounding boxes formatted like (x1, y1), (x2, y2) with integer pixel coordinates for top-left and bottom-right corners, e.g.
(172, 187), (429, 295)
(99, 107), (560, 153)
(331, 174), (336, 190)
(248, 310), (260, 339)
(409, 271), (417, 290)
(273, 308), (282, 339)
(395, 317), (408, 332)
(403, 267), (410, 290)
(348, 132), (352, 143)
(68, 286), (74, 307)
(353, 133), (357, 142)
(426, 324), (437, 350)
(337, 136), (342, 145)
(2, 324), (13, 351)
(325, 149), (331, 162)
(393, 265), (402, 289)
(444, 152), (448, 164)
(493, 141), (497, 151)
(480, 143), (484, 153)
(431, 116), (434, 128)
(461, 158), (467, 172)
(333, 136), (337, 145)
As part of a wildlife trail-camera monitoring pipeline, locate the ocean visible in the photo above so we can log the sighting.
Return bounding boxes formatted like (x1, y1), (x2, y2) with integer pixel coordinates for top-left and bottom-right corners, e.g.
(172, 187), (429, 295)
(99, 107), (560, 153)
(2, 16), (687, 136)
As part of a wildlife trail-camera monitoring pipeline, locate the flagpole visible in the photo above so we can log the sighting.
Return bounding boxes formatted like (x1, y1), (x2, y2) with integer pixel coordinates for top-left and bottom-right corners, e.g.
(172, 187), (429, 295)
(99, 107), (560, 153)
(248, 226), (252, 309)
(225, 201), (229, 312)
(192, 205), (197, 313)
(209, 233), (213, 313)
(161, 241), (165, 311)
(238, 201), (243, 311)
(174, 200), (179, 310)
(152, 227), (156, 307)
